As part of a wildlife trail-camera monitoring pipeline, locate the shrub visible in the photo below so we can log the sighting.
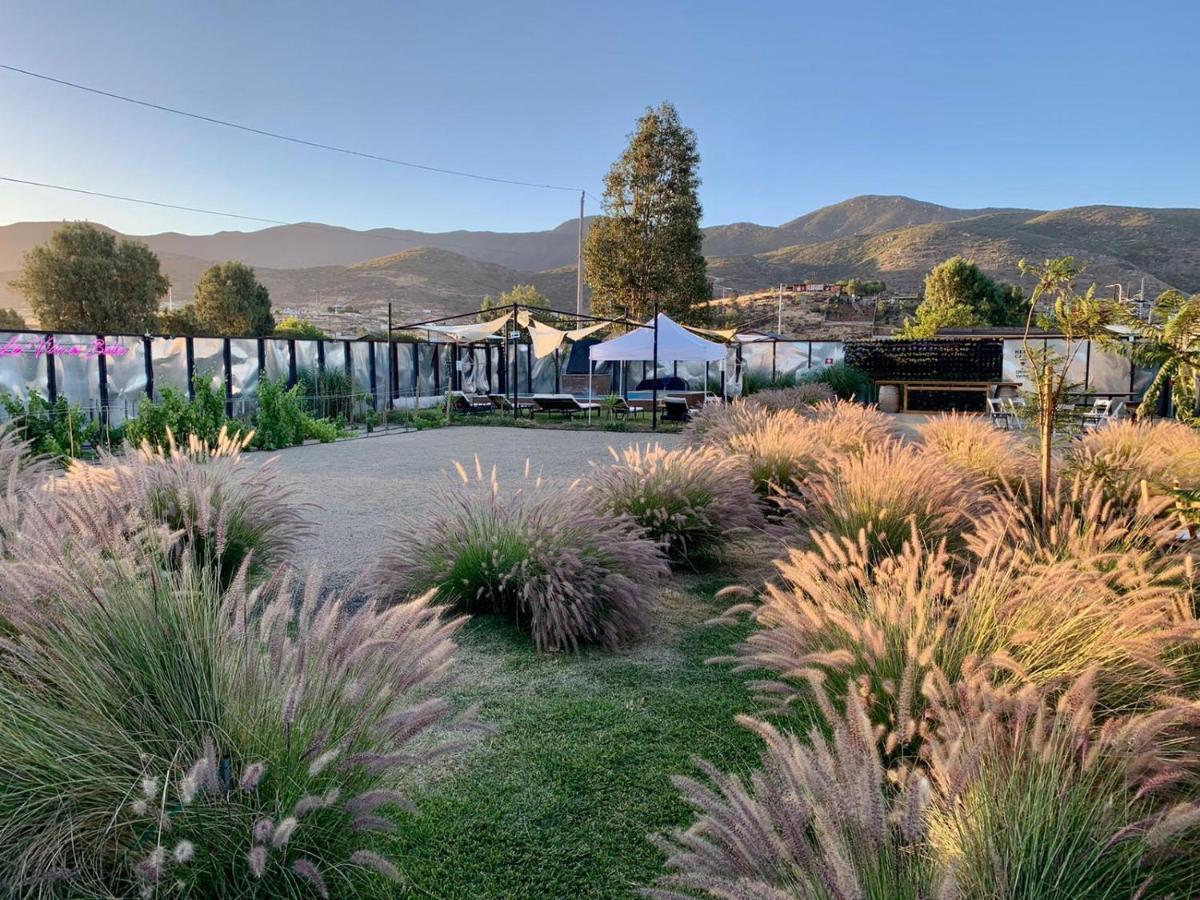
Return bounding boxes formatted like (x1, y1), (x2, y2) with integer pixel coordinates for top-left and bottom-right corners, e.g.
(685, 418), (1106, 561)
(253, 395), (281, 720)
(43, 428), (311, 587)
(365, 459), (669, 651)
(721, 408), (824, 498)
(0, 530), (466, 896)
(124, 375), (239, 450)
(589, 443), (764, 565)
(252, 376), (308, 450)
(739, 368), (794, 395)
(0, 390), (97, 463)
(916, 412), (1034, 490)
(648, 689), (944, 899)
(924, 672), (1200, 899)
(801, 361), (872, 401)
(298, 366), (362, 423)
(742, 382), (835, 412)
(0, 425), (49, 555)
(796, 439), (991, 561)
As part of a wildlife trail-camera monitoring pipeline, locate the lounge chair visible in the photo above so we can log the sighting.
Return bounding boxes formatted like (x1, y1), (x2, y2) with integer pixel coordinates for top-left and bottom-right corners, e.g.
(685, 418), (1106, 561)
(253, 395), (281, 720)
(487, 393), (538, 416)
(987, 397), (1017, 430)
(662, 396), (690, 422)
(605, 397), (647, 419)
(450, 391), (495, 415)
(1082, 399), (1126, 432)
(531, 394), (601, 418)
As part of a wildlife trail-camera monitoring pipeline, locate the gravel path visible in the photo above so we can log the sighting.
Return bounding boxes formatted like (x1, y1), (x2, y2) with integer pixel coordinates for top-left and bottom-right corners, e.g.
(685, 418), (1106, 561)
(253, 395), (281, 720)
(257, 426), (683, 582)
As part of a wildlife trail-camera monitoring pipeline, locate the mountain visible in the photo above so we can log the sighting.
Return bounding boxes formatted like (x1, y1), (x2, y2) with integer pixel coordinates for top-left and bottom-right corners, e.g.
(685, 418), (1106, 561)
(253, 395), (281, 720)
(2, 195), (1199, 331)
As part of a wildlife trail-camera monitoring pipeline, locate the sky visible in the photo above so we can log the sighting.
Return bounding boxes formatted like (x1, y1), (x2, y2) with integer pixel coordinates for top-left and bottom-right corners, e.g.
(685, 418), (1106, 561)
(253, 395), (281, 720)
(1, 0), (1198, 236)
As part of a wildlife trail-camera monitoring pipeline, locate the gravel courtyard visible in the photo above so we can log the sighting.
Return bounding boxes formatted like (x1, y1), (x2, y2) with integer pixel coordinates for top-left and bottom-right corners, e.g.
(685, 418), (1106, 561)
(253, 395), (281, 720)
(258, 426), (684, 581)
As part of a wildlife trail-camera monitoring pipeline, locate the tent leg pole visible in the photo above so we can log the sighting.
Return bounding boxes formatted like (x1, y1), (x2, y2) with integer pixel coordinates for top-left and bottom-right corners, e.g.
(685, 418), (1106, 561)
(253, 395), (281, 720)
(651, 302), (659, 433)
(588, 360), (593, 424)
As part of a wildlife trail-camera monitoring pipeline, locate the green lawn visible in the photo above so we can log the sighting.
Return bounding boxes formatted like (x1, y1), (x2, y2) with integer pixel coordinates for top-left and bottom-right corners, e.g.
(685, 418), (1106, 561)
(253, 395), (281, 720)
(387, 579), (771, 898)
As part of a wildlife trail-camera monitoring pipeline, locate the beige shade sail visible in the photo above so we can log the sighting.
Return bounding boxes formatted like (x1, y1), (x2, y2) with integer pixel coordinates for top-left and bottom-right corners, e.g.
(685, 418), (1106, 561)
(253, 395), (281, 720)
(421, 312), (511, 343)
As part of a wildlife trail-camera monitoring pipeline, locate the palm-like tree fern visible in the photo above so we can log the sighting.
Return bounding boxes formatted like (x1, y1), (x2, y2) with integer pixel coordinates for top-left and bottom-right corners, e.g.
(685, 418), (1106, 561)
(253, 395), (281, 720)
(1116, 290), (1200, 423)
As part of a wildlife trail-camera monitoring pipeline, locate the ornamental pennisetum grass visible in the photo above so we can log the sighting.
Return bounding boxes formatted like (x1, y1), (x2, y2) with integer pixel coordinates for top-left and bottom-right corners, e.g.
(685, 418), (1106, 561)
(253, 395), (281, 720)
(923, 670), (1200, 899)
(365, 458), (669, 651)
(742, 382), (835, 413)
(647, 688), (946, 899)
(0, 424), (50, 555)
(804, 399), (896, 457)
(0, 519), (467, 896)
(793, 439), (993, 561)
(589, 443), (764, 566)
(43, 427), (312, 587)
(915, 412), (1034, 491)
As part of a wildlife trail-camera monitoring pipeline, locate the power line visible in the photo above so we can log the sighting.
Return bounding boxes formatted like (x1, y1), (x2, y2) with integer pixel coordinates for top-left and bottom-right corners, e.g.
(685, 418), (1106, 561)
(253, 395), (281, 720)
(0, 62), (587, 194)
(0, 175), (578, 266)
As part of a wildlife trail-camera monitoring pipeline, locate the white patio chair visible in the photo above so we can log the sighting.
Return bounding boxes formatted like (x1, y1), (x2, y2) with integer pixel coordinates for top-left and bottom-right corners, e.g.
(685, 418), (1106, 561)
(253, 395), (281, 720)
(987, 397), (1015, 430)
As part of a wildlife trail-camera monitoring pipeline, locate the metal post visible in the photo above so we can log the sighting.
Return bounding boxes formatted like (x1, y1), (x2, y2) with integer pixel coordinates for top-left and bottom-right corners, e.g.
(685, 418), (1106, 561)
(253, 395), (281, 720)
(651, 301), (659, 432)
(367, 340), (378, 410)
(185, 336), (196, 400)
(96, 334), (109, 427)
(286, 339), (297, 388)
(576, 190), (585, 320)
(143, 335), (155, 400)
(44, 333), (57, 404)
(511, 302), (519, 418)
(223, 338), (234, 419)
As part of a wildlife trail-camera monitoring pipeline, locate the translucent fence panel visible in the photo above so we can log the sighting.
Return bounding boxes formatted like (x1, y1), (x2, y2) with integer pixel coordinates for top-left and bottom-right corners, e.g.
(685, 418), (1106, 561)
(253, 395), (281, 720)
(471, 347), (491, 393)
(51, 334), (102, 410)
(192, 338), (225, 394)
(775, 342), (811, 379)
(415, 344), (436, 398)
(352, 342), (373, 402)
(105, 336), (147, 424)
(0, 332), (49, 403)
(1002, 340), (1031, 390)
(531, 351), (557, 393)
(739, 342), (773, 376)
(1044, 340), (1089, 390)
(263, 339), (290, 384)
(675, 359), (707, 389)
(1086, 344), (1131, 393)
(150, 338), (189, 395)
(229, 339), (259, 399)
(808, 342), (844, 371)
(294, 340), (319, 379)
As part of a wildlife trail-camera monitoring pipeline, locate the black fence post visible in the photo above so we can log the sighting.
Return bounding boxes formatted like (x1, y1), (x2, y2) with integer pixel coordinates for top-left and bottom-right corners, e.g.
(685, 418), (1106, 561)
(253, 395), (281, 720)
(316, 339), (326, 375)
(367, 341), (378, 410)
(223, 338), (234, 419)
(287, 340), (297, 388)
(433, 345), (441, 394)
(143, 335), (155, 400)
(343, 340), (352, 379)
(96, 334), (110, 427)
(256, 338), (266, 377)
(409, 343), (418, 399)
(185, 337), (196, 400)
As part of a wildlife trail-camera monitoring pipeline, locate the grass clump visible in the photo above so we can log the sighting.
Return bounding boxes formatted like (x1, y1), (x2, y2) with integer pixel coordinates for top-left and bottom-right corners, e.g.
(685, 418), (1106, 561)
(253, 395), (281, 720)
(43, 427), (311, 588)
(800, 360), (872, 401)
(742, 381), (835, 412)
(589, 443), (764, 566)
(796, 439), (992, 560)
(916, 411), (1034, 490)
(366, 458), (669, 651)
(648, 688), (944, 899)
(0, 522), (467, 896)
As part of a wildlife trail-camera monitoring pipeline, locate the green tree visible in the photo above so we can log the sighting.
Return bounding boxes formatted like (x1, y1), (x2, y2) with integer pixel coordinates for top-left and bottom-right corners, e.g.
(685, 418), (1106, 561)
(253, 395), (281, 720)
(274, 316), (330, 339)
(10, 222), (168, 333)
(156, 304), (201, 335)
(480, 284), (552, 321)
(1018, 256), (1110, 517)
(585, 101), (710, 324)
(194, 261), (274, 336)
(0, 308), (27, 329)
(1114, 290), (1200, 424)
(899, 256), (1027, 337)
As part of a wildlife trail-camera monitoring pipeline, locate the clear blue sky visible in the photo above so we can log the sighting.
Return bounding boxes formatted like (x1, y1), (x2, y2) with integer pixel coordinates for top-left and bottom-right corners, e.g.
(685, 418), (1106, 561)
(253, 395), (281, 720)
(2, 0), (1197, 236)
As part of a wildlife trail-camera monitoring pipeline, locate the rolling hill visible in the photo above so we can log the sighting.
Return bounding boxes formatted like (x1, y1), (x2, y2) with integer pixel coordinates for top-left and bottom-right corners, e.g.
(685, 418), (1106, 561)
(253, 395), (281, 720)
(2, 195), (1198, 331)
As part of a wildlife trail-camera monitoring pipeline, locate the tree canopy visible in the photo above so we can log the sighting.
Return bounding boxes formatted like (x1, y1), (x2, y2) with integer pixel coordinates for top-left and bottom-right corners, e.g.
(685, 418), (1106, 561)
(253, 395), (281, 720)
(0, 308), (27, 330)
(480, 284), (551, 320)
(274, 316), (330, 340)
(585, 101), (710, 324)
(11, 222), (169, 333)
(193, 261), (275, 336)
(899, 256), (1027, 337)
(156, 304), (201, 335)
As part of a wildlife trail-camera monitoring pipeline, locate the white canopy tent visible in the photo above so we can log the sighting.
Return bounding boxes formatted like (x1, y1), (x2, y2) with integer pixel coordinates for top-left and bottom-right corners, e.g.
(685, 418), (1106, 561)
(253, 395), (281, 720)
(587, 313), (730, 425)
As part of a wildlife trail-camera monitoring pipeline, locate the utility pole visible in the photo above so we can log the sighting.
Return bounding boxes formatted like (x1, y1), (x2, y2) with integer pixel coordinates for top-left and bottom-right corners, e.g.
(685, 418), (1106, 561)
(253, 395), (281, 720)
(576, 190), (585, 321)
